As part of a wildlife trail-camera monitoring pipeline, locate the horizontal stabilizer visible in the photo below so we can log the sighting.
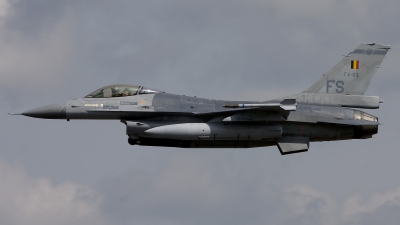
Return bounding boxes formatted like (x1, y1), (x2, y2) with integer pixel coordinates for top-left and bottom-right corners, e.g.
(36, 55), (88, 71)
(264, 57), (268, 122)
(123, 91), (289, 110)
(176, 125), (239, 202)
(281, 93), (382, 109)
(276, 137), (309, 155)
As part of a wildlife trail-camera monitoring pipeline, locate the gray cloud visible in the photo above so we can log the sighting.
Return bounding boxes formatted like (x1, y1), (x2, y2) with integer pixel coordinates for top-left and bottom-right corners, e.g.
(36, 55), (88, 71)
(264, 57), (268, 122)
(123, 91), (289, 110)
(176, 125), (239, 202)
(98, 152), (280, 224)
(0, 159), (109, 225)
(283, 185), (400, 225)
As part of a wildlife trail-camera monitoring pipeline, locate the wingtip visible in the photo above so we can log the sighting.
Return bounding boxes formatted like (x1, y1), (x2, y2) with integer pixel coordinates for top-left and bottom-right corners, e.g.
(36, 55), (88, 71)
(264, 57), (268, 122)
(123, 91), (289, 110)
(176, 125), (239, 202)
(8, 113), (22, 115)
(280, 99), (297, 105)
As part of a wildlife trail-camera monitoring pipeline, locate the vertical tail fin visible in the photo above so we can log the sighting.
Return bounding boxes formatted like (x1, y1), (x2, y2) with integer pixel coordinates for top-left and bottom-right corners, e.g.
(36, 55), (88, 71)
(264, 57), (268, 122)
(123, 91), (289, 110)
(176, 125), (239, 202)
(304, 43), (390, 95)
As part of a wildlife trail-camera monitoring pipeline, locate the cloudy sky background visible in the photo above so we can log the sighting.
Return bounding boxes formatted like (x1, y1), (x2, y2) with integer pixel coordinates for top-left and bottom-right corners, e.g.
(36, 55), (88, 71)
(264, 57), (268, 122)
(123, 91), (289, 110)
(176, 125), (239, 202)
(1, 0), (400, 224)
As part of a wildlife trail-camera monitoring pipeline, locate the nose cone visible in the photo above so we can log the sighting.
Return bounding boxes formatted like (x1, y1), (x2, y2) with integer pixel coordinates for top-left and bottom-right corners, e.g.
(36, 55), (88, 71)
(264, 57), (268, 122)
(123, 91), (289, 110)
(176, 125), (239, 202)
(22, 103), (66, 119)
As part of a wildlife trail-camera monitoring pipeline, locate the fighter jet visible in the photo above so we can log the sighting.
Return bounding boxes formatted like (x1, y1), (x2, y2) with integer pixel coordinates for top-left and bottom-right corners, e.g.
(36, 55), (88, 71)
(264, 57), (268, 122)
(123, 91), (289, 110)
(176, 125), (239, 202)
(15, 43), (390, 155)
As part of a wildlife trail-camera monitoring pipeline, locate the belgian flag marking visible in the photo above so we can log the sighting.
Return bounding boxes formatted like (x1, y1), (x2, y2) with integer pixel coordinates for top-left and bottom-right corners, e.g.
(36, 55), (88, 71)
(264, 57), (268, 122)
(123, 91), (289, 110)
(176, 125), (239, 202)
(351, 60), (359, 69)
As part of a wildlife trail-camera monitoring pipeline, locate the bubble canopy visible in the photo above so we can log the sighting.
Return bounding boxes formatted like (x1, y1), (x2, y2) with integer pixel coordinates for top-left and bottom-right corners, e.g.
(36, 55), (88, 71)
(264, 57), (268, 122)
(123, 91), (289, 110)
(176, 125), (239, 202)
(85, 85), (163, 98)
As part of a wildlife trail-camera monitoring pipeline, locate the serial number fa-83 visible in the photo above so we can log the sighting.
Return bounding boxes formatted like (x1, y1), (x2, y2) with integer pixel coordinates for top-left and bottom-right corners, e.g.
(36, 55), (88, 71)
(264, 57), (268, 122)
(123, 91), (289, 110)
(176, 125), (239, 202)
(15, 43), (390, 155)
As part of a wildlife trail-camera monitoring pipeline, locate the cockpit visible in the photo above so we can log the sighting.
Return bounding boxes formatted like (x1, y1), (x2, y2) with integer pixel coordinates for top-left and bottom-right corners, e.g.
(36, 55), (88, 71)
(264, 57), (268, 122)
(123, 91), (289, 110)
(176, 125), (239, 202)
(85, 85), (164, 98)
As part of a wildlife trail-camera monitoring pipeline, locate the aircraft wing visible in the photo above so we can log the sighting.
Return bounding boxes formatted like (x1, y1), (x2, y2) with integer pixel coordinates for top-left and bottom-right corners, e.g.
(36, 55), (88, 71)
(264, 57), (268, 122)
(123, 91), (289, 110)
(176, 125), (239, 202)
(193, 99), (297, 118)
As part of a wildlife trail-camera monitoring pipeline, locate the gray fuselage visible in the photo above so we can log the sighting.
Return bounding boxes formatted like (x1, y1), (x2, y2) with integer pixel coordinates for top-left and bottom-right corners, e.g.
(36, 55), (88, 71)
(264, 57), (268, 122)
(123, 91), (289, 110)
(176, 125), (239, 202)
(46, 92), (377, 149)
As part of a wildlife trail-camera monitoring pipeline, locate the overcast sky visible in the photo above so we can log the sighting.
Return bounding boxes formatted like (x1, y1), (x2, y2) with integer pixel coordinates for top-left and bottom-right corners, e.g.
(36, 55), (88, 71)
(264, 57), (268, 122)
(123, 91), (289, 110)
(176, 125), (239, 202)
(1, 0), (400, 224)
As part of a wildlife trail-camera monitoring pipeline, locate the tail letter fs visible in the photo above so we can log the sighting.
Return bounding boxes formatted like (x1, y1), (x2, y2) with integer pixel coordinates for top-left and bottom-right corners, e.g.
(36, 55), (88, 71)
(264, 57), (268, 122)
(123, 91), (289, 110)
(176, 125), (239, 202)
(327, 80), (344, 93)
